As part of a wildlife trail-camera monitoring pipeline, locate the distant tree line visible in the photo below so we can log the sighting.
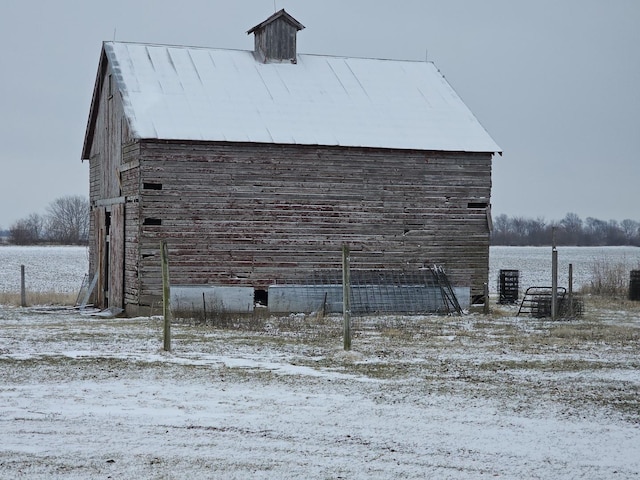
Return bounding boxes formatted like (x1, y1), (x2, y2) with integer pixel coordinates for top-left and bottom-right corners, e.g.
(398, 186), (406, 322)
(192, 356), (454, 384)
(5, 195), (89, 245)
(492, 213), (640, 246)
(3, 203), (638, 247)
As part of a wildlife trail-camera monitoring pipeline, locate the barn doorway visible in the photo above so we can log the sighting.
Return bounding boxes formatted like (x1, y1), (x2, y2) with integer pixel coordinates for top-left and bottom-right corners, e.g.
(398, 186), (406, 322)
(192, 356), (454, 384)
(94, 203), (124, 310)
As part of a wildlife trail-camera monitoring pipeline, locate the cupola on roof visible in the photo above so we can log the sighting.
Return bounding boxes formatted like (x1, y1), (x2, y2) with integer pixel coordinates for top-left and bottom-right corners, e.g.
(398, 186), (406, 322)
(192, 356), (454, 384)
(247, 9), (305, 63)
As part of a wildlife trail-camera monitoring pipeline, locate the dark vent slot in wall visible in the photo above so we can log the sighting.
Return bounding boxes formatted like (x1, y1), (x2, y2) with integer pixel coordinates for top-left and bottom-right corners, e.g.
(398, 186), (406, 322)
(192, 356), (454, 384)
(143, 182), (163, 190)
(468, 202), (488, 209)
(143, 218), (162, 226)
(255, 289), (268, 307)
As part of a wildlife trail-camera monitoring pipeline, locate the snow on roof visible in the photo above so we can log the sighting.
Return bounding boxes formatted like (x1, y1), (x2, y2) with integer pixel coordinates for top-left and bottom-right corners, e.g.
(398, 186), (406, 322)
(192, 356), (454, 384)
(103, 41), (501, 153)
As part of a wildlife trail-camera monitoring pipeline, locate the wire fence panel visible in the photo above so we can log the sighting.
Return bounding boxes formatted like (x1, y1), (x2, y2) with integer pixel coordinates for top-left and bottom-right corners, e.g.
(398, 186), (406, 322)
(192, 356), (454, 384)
(270, 269), (456, 315)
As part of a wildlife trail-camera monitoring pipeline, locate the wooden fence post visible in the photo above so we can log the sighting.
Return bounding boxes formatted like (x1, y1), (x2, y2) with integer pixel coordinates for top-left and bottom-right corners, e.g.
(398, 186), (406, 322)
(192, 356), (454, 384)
(342, 244), (351, 351)
(160, 240), (171, 352)
(551, 227), (557, 320)
(20, 265), (26, 307)
(551, 247), (558, 320)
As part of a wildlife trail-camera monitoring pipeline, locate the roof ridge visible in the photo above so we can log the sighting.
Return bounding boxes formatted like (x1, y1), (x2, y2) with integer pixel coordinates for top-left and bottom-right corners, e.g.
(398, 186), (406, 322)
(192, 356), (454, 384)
(104, 40), (434, 64)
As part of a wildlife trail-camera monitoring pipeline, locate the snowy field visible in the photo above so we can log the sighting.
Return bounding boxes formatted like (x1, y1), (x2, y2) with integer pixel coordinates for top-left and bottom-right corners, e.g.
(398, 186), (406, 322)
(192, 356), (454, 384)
(1, 245), (638, 295)
(1, 246), (640, 478)
(0, 246), (88, 293)
(1, 305), (639, 478)
(489, 245), (640, 294)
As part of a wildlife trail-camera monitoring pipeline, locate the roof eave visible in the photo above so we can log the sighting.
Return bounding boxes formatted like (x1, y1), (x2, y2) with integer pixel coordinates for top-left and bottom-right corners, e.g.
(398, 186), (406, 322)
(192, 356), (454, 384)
(81, 45), (108, 161)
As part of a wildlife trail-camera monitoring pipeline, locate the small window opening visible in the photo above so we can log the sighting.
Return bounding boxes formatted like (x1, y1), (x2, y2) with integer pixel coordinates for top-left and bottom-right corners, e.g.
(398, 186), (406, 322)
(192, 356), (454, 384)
(255, 289), (268, 307)
(143, 182), (163, 190)
(143, 218), (162, 226)
(467, 202), (488, 209)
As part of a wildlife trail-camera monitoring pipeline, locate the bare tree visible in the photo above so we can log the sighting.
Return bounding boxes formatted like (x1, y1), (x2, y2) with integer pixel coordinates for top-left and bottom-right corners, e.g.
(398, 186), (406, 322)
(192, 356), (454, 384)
(621, 219), (640, 246)
(491, 212), (639, 246)
(27, 213), (45, 241)
(492, 214), (511, 244)
(45, 196), (89, 245)
(9, 219), (32, 245)
(9, 213), (45, 245)
(559, 212), (583, 245)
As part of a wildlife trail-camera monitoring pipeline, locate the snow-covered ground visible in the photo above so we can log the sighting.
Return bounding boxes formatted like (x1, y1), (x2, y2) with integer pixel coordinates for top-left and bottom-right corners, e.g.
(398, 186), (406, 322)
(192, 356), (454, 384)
(489, 245), (640, 293)
(1, 304), (639, 479)
(0, 246), (87, 293)
(1, 245), (639, 478)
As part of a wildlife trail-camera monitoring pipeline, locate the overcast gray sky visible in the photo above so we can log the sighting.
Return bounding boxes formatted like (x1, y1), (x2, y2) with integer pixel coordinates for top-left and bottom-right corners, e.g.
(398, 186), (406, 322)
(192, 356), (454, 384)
(1, 0), (638, 229)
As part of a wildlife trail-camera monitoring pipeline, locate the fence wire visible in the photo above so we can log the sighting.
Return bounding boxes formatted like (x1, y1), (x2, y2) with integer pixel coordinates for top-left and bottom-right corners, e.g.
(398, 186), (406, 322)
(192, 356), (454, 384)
(271, 269), (453, 316)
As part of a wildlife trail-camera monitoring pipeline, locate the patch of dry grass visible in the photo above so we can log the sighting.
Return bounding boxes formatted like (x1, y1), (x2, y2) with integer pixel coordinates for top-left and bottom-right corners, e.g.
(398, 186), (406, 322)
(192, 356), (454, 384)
(581, 258), (640, 297)
(0, 291), (77, 307)
(549, 322), (640, 344)
(583, 293), (640, 311)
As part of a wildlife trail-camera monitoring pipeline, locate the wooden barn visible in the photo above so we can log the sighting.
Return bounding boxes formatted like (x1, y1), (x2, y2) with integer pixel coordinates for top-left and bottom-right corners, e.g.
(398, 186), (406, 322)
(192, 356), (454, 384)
(81, 10), (501, 316)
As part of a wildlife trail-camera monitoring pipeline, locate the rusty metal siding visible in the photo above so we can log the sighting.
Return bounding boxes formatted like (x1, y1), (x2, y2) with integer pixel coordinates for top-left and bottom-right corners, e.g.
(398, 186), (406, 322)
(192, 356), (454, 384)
(133, 140), (491, 307)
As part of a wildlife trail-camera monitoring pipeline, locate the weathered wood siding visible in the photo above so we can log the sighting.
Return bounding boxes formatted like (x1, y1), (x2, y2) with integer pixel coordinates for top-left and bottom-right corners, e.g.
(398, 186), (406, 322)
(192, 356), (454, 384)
(120, 143), (141, 307)
(86, 63), (135, 306)
(254, 17), (298, 62)
(87, 70), (127, 202)
(108, 203), (125, 308)
(132, 140), (492, 307)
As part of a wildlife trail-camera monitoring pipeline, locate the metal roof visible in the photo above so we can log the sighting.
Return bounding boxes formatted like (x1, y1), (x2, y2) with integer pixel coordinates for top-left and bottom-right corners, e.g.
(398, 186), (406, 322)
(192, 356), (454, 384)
(98, 41), (501, 153)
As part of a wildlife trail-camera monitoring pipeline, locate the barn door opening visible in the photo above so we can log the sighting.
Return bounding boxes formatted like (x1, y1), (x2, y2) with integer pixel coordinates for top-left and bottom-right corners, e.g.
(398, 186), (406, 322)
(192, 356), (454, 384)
(104, 211), (111, 307)
(93, 207), (106, 308)
(93, 204), (124, 310)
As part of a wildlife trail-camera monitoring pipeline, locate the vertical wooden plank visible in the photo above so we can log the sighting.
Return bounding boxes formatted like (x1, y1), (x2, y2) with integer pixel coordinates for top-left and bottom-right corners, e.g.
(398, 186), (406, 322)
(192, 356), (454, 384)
(342, 244), (351, 351)
(568, 263), (574, 318)
(483, 282), (489, 314)
(551, 227), (558, 320)
(109, 203), (125, 310)
(161, 240), (171, 352)
(20, 265), (26, 307)
(551, 248), (558, 320)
